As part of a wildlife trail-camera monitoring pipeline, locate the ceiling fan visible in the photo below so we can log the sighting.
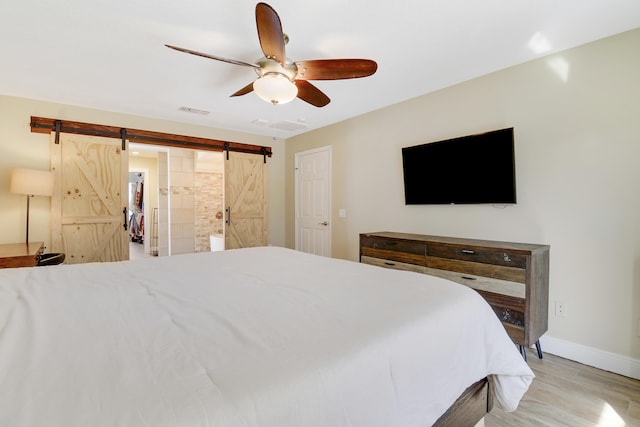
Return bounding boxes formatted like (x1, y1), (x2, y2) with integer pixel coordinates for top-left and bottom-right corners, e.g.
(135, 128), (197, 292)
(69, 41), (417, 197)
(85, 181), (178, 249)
(165, 2), (377, 107)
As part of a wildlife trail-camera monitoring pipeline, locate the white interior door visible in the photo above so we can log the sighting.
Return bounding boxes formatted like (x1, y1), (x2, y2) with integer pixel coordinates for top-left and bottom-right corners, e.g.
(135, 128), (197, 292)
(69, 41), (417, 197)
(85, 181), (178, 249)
(295, 146), (331, 257)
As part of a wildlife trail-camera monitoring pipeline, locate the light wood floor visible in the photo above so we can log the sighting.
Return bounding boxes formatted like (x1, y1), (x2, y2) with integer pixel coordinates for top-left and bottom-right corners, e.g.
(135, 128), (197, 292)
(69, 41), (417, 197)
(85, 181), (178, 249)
(129, 241), (151, 260)
(486, 348), (640, 426)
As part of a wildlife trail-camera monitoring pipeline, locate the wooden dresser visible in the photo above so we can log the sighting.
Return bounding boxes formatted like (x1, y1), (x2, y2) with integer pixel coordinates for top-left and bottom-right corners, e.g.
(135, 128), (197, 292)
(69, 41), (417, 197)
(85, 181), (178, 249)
(0, 242), (45, 269)
(360, 232), (549, 359)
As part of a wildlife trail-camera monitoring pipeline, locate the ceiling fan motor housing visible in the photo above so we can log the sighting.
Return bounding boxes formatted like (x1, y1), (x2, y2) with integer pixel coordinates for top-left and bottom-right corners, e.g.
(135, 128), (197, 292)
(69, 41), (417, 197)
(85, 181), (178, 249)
(255, 57), (298, 81)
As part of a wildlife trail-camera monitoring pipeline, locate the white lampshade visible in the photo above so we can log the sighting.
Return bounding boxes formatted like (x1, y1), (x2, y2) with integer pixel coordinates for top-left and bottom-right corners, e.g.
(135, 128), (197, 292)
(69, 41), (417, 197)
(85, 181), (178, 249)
(253, 73), (298, 105)
(10, 168), (54, 197)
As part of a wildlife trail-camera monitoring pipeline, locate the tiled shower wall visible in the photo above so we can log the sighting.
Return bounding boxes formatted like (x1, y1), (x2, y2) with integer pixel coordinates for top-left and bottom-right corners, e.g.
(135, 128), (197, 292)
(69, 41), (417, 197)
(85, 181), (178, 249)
(194, 171), (224, 252)
(169, 148), (196, 255)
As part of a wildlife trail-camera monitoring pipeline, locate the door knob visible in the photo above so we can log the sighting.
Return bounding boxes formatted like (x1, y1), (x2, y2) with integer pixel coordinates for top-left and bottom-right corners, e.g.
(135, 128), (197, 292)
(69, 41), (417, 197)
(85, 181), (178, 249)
(318, 221), (328, 226)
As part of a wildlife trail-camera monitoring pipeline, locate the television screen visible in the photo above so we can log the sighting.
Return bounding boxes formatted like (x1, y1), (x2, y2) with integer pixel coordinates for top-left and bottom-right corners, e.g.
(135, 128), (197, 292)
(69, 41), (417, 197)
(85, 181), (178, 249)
(402, 127), (516, 205)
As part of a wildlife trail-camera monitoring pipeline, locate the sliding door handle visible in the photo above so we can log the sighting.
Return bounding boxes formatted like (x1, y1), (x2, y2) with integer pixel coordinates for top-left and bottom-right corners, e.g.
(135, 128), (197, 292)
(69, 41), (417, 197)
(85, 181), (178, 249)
(123, 207), (128, 230)
(225, 207), (231, 225)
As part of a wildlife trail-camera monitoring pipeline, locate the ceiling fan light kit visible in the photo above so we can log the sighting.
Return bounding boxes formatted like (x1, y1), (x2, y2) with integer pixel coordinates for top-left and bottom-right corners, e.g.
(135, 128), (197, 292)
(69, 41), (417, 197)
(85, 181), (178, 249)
(166, 2), (377, 108)
(253, 73), (298, 104)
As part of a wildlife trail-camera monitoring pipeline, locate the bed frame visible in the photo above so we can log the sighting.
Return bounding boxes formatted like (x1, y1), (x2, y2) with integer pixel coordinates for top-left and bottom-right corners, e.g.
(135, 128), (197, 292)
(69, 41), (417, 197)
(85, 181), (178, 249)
(434, 378), (492, 426)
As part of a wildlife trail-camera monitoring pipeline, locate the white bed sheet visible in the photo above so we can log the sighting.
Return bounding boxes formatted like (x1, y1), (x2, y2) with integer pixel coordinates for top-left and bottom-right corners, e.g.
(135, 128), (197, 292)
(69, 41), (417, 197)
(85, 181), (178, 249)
(0, 246), (533, 426)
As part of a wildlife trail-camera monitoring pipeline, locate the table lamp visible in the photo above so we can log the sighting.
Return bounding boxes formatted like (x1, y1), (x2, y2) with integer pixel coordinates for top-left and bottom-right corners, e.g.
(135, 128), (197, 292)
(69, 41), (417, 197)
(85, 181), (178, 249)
(10, 168), (54, 244)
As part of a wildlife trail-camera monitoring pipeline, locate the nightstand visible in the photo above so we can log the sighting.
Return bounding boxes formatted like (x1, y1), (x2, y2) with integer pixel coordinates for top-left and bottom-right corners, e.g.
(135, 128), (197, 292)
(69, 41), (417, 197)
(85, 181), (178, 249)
(0, 242), (45, 268)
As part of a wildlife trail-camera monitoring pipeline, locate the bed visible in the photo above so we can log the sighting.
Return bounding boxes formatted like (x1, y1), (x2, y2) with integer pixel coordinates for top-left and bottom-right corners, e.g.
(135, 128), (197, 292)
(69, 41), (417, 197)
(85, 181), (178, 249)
(0, 246), (533, 426)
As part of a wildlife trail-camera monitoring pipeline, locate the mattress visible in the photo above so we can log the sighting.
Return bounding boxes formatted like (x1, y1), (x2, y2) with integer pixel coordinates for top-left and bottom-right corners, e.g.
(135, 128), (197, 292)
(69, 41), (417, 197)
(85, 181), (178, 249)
(0, 246), (533, 426)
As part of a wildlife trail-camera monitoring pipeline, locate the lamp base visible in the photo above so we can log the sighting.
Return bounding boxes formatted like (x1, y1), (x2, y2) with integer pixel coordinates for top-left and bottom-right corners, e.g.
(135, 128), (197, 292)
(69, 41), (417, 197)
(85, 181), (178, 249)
(25, 194), (32, 245)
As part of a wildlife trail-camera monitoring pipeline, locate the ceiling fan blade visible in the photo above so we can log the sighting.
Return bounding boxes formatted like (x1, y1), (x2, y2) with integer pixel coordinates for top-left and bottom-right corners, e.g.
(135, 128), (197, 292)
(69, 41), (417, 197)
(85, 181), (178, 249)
(255, 2), (286, 67)
(230, 82), (255, 97)
(295, 80), (330, 107)
(165, 44), (259, 69)
(294, 59), (378, 80)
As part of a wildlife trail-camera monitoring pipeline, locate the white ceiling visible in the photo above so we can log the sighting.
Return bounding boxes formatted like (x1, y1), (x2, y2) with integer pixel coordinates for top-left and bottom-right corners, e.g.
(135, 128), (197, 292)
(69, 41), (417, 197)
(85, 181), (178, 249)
(2, 1), (639, 138)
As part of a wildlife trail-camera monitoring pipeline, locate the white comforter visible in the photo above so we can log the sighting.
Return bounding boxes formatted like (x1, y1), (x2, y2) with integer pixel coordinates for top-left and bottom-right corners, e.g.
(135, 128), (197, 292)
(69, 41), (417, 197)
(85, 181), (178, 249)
(0, 246), (532, 426)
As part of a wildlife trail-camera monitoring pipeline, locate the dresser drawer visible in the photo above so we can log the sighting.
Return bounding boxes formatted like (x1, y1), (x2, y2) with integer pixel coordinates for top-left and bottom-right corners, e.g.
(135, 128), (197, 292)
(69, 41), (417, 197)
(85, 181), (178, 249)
(361, 236), (425, 255)
(478, 291), (527, 345)
(361, 236), (426, 266)
(476, 289), (526, 311)
(426, 256), (526, 283)
(427, 243), (527, 269)
(502, 323), (526, 345)
(361, 256), (427, 274)
(490, 305), (525, 328)
(424, 267), (525, 299)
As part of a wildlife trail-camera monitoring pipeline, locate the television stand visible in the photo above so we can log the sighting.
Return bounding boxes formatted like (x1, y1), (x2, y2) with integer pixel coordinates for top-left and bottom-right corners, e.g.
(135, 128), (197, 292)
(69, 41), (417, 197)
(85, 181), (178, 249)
(360, 232), (550, 360)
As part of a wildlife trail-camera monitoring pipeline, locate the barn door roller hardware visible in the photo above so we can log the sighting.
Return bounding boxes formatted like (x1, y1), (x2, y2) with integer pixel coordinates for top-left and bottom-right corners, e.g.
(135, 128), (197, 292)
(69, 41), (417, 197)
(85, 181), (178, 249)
(54, 120), (62, 144)
(30, 116), (272, 160)
(120, 128), (127, 151)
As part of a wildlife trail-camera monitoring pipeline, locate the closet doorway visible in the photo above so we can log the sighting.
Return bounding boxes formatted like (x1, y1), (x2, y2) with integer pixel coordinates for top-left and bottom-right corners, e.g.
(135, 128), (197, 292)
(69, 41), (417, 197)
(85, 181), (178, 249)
(129, 143), (162, 260)
(128, 170), (149, 259)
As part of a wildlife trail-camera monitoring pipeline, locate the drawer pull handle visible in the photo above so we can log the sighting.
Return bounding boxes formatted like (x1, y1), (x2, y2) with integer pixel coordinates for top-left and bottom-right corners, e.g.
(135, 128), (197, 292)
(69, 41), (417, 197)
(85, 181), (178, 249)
(384, 262), (396, 266)
(461, 249), (475, 254)
(462, 276), (476, 280)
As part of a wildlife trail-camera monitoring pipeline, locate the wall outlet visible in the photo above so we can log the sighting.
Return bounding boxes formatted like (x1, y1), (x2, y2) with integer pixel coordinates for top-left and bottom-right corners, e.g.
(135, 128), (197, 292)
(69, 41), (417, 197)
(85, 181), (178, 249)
(555, 302), (568, 318)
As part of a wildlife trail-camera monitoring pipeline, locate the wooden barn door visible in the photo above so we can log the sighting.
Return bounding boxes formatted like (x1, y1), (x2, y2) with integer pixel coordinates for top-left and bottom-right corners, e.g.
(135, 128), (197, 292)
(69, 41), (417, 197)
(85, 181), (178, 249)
(224, 152), (267, 249)
(51, 133), (129, 264)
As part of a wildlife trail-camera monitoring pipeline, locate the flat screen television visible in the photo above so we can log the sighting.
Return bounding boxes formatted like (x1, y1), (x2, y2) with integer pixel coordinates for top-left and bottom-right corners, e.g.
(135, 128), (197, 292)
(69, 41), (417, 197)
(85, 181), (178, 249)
(402, 127), (516, 205)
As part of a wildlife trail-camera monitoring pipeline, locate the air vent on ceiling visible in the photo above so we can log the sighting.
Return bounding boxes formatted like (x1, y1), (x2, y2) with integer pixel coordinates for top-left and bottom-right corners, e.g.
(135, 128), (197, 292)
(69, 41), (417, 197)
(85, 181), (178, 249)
(251, 118), (271, 127)
(178, 106), (210, 115)
(270, 121), (308, 131)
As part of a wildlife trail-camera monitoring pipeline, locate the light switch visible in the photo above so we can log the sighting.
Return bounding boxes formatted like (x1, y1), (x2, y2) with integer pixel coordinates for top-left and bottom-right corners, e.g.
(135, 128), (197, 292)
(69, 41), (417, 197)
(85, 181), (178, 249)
(338, 208), (346, 218)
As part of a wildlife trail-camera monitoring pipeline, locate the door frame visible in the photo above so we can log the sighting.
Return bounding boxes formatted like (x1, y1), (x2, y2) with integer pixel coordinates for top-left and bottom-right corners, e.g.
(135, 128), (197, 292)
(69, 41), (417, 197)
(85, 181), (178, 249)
(294, 145), (332, 257)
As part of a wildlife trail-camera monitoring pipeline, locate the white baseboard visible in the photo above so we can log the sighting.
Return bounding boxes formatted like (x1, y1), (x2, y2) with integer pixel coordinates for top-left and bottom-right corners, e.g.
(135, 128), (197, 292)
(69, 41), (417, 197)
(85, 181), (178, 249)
(538, 335), (640, 380)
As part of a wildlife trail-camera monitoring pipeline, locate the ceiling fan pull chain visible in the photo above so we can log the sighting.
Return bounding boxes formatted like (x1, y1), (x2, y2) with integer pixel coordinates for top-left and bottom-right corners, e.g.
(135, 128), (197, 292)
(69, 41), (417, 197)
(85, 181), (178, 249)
(271, 103), (279, 141)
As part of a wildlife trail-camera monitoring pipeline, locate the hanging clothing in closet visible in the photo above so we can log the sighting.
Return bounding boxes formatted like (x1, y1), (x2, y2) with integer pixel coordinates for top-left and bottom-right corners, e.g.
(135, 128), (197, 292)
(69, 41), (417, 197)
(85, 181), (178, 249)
(129, 181), (144, 243)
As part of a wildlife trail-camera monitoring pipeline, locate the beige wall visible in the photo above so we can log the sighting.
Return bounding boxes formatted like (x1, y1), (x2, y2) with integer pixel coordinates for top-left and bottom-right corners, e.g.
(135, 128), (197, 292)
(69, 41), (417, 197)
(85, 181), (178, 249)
(286, 29), (640, 362)
(0, 95), (286, 249)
